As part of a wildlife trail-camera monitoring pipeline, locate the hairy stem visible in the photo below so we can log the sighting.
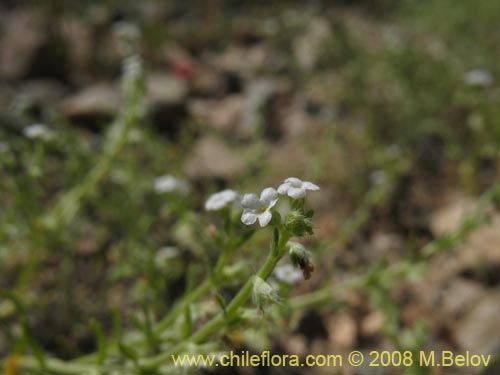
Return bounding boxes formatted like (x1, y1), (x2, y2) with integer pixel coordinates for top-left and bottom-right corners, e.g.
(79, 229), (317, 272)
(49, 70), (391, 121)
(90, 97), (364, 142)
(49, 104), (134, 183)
(139, 228), (290, 370)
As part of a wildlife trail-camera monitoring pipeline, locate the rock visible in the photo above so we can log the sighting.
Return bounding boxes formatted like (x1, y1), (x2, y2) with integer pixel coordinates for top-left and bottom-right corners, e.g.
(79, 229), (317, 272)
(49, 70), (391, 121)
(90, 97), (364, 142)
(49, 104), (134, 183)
(430, 197), (479, 236)
(280, 96), (329, 139)
(0, 9), (46, 80)
(60, 83), (119, 129)
(454, 289), (500, 355)
(188, 95), (246, 135)
(59, 17), (92, 75)
(280, 335), (307, 358)
(361, 311), (385, 338)
(293, 18), (331, 71)
(189, 78), (291, 141)
(457, 213), (500, 270)
(440, 278), (485, 318)
(184, 137), (245, 179)
(327, 312), (357, 351)
(190, 66), (224, 96)
(146, 73), (188, 104)
(212, 44), (271, 76)
(269, 140), (308, 178)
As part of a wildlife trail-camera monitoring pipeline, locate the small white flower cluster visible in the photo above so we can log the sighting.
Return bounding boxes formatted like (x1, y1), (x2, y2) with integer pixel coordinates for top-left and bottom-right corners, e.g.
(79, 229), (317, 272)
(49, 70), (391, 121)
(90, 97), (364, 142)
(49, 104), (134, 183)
(23, 124), (54, 140)
(274, 263), (303, 284)
(204, 189), (239, 211)
(154, 175), (190, 194)
(204, 177), (319, 228)
(464, 69), (493, 87)
(278, 177), (319, 198)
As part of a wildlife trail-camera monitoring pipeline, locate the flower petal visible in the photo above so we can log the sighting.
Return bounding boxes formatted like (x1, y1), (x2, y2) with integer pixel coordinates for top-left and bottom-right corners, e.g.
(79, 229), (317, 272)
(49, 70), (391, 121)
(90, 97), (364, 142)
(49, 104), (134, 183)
(241, 193), (260, 209)
(277, 183), (290, 195)
(288, 187), (306, 199)
(303, 181), (320, 191)
(267, 198), (279, 210)
(205, 189), (238, 210)
(284, 177), (302, 187)
(241, 210), (258, 225)
(258, 210), (272, 227)
(260, 187), (278, 204)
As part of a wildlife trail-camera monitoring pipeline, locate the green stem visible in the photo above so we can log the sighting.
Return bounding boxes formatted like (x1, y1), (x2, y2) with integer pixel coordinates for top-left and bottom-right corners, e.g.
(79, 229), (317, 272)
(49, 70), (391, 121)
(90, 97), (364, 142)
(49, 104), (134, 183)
(14, 356), (97, 375)
(139, 228), (290, 370)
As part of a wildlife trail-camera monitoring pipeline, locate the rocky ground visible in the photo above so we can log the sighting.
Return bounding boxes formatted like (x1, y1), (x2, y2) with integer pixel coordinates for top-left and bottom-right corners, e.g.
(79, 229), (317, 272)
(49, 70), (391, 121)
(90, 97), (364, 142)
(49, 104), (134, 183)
(1, 1), (500, 374)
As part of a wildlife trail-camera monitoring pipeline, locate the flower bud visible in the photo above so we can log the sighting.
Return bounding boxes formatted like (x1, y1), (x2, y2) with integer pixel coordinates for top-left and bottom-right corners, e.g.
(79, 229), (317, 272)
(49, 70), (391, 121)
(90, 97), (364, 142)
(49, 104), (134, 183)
(284, 210), (313, 237)
(288, 241), (314, 280)
(252, 276), (279, 311)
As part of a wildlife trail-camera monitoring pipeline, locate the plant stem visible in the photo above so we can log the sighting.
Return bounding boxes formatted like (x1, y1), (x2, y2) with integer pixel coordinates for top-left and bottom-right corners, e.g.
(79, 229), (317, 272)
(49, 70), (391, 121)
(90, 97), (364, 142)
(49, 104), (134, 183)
(13, 356), (97, 375)
(139, 229), (290, 370)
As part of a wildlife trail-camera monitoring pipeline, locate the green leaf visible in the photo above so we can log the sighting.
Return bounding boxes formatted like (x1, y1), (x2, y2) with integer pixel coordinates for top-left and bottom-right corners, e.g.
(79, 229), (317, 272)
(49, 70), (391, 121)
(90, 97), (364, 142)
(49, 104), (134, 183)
(215, 293), (228, 317)
(119, 342), (139, 363)
(183, 305), (192, 339)
(90, 319), (107, 366)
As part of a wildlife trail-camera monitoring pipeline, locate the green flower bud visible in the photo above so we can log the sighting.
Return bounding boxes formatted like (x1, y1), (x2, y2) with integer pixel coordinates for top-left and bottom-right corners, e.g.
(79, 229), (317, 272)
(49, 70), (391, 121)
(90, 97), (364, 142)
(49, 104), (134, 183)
(288, 241), (314, 280)
(252, 276), (279, 311)
(284, 210), (313, 237)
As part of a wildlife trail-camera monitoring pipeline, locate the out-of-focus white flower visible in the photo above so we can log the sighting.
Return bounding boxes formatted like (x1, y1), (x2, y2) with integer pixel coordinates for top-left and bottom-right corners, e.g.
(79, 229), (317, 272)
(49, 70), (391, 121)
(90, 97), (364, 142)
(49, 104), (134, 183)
(274, 264), (303, 284)
(154, 175), (190, 194)
(155, 246), (179, 268)
(113, 21), (140, 42)
(370, 170), (388, 186)
(241, 187), (279, 227)
(464, 69), (493, 87)
(23, 124), (54, 140)
(205, 189), (239, 211)
(278, 177), (319, 199)
(0, 142), (8, 153)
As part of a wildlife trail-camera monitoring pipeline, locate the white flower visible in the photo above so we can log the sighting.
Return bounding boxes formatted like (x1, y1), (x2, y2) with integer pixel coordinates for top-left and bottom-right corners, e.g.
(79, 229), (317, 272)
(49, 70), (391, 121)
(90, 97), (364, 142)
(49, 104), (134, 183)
(274, 264), (303, 284)
(205, 189), (239, 211)
(464, 69), (493, 87)
(155, 246), (179, 268)
(23, 124), (54, 140)
(0, 142), (8, 153)
(278, 177), (319, 199)
(154, 175), (189, 194)
(241, 187), (279, 227)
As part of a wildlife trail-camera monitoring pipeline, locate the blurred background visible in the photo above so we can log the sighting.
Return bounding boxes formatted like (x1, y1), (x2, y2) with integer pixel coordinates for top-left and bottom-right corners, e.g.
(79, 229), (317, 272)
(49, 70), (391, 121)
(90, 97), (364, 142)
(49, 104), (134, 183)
(1, 1), (500, 374)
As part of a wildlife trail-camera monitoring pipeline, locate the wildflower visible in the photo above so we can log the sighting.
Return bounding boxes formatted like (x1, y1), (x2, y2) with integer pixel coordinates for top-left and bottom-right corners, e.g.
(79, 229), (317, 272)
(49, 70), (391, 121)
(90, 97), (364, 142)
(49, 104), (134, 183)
(113, 21), (140, 43)
(274, 264), (303, 284)
(288, 241), (314, 280)
(23, 124), (54, 140)
(370, 170), (388, 186)
(154, 246), (179, 268)
(464, 69), (493, 87)
(278, 177), (319, 199)
(154, 175), (189, 194)
(113, 21), (140, 57)
(241, 187), (279, 227)
(252, 276), (279, 311)
(205, 189), (239, 211)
